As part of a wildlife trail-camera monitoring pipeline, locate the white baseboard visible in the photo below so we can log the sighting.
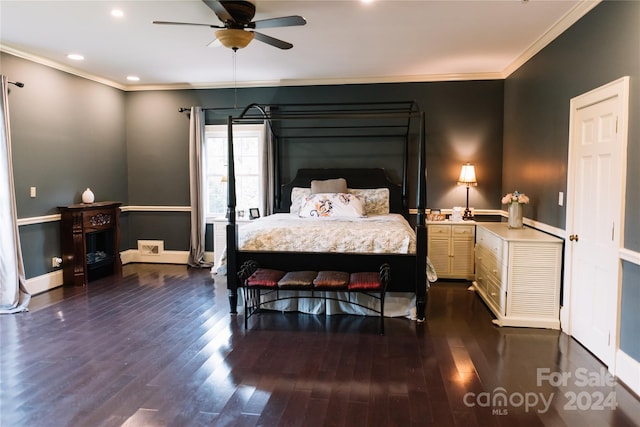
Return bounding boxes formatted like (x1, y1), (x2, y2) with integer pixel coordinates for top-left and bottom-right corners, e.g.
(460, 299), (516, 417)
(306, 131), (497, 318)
(616, 349), (640, 397)
(25, 270), (64, 295)
(25, 250), (215, 296)
(119, 250), (214, 265)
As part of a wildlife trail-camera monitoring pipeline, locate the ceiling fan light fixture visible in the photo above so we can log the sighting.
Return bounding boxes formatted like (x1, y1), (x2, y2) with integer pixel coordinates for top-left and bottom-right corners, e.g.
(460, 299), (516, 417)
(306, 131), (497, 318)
(215, 29), (254, 49)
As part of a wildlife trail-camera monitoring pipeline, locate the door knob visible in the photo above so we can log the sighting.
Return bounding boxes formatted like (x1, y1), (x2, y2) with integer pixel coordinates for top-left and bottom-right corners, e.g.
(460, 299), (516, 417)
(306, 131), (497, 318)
(569, 234), (579, 242)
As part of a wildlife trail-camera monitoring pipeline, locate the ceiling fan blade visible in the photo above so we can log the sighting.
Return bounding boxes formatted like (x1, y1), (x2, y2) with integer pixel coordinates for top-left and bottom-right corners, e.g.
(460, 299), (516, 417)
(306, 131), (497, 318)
(252, 31), (293, 50)
(252, 15), (306, 29)
(207, 38), (222, 48)
(153, 20), (222, 28)
(202, 0), (236, 23)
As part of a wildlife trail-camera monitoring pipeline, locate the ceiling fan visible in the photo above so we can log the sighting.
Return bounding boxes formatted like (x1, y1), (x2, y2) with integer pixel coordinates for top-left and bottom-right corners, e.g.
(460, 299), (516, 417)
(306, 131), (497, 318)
(153, 0), (306, 50)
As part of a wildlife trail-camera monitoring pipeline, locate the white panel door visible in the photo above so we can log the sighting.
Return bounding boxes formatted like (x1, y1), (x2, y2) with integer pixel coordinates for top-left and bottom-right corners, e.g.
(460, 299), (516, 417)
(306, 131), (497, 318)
(566, 78), (628, 368)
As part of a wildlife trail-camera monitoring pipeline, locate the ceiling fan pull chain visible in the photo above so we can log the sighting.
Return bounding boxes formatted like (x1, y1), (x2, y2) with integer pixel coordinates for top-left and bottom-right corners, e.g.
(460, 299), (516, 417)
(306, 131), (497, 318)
(233, 49), (238, 109)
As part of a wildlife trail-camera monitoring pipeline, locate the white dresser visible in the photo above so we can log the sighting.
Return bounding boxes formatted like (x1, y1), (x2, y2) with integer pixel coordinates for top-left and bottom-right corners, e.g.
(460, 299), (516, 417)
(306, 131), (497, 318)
(427, 222), (475, 280)
(473, 223), (563, 329)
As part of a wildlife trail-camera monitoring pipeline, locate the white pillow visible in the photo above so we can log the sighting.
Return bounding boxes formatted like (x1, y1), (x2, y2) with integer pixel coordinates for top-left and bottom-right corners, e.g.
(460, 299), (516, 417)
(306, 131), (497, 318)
(348, 188), (389, 215)
(290, 187), (311, 214)
(298, 193), (367, 218)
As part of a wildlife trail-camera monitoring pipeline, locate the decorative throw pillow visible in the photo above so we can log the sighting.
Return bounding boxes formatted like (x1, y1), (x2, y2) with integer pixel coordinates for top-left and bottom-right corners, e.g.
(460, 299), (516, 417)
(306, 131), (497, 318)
(313, 271), (350, 289)
(348, 188), (390, 215)
(298, 193), (366, 218)
(310, 178), (347, 194)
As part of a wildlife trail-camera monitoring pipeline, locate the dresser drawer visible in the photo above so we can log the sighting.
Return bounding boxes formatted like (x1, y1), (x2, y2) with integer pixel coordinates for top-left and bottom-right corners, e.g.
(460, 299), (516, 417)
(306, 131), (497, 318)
(475, 263), (489, 294)
(477, 228), (504, 261)
(484, 250), (505, 284)
(486, 276), (506, 316)
(429, 225), (451, 237)
(452, 225), (475, 240)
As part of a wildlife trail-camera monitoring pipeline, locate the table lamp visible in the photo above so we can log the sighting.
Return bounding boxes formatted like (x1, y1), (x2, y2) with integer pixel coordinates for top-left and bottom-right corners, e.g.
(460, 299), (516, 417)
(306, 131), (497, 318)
(457, 163), (477, 220)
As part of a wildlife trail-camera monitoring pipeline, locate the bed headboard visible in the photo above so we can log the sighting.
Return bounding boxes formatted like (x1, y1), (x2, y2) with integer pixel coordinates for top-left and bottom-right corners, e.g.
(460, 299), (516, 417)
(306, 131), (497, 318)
(278, 168), (405, 215)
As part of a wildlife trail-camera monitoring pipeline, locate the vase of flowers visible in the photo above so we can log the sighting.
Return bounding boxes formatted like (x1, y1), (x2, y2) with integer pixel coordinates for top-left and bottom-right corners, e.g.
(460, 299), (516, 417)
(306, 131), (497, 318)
(502, 191), (529, 229)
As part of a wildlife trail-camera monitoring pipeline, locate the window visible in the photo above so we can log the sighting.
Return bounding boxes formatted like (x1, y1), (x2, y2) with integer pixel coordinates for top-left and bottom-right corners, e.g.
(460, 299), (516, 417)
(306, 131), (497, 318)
(204, 124), (265, 219)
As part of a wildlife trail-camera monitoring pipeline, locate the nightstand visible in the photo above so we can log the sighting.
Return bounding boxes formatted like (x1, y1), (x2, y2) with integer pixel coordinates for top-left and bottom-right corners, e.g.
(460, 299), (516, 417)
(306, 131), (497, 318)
(427, 221), (475, 280)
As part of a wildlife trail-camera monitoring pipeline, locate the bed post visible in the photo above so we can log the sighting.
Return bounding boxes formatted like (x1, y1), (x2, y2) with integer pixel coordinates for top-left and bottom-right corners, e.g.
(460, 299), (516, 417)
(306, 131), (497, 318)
(226, 115), (239, 314)
(415, 111), (428, 321)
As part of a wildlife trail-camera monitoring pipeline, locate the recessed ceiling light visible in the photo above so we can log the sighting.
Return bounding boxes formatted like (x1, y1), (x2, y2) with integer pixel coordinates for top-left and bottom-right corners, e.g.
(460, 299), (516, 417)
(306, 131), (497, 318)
(111, 9), (124, 18)
(67, 54), (84, 61)
(126, 76), (140, 82)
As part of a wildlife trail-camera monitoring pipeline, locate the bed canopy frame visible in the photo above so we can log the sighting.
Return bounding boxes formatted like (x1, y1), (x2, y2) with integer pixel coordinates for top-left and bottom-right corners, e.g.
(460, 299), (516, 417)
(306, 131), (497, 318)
(201, 101), (428, 320)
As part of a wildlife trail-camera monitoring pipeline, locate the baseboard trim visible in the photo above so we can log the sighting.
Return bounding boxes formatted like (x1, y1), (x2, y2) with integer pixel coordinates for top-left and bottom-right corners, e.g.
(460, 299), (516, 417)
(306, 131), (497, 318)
(25, 270), (63, 295)
(119, 250), (214, 265)
(25, 250), (215, 295)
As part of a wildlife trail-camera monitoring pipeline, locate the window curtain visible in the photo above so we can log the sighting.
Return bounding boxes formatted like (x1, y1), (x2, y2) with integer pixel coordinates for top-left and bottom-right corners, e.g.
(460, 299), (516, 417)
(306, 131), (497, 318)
(261, 109), (275, 216)
(0, 75), (30, 313)
(187, 106), (213, 268)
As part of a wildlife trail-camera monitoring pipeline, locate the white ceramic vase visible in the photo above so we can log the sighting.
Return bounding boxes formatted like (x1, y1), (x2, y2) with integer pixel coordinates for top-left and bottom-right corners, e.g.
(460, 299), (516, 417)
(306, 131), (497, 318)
(82, 188), (95, 204)
(508, 202), (524, 229)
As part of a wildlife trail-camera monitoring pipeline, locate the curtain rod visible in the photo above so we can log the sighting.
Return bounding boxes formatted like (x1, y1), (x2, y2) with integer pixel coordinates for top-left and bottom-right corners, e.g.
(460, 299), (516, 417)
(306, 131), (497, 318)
(178, 101), (420, 114)
(8, 80), (24, 88)
(178, 106), (243, 113)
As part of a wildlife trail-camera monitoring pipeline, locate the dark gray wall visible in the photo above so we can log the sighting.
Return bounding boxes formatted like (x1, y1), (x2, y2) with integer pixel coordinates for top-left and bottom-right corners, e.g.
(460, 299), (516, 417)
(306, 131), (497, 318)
(124, 81), (505, 250)
(503, 0), (639, 239)
(621, 261), (640, 361)
(3, 53), (128, 278)
(125, 80), (504, 210)
(4, 54), (128, 215)
(503, 1), (640, 361)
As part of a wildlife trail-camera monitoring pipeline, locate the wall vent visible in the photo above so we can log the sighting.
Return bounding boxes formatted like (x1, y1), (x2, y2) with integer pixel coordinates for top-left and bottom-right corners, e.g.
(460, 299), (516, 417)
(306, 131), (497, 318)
(138, 240), (164, 256)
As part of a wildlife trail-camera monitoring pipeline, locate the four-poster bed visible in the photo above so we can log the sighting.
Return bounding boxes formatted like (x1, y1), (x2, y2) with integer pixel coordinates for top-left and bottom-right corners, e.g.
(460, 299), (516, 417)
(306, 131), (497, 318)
(221, 101), (429, 321)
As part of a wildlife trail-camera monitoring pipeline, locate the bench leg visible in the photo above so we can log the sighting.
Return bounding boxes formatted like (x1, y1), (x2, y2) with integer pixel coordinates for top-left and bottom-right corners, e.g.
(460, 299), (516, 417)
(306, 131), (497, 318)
(243, 288), (248, 329)
(379, 291), (385, 335)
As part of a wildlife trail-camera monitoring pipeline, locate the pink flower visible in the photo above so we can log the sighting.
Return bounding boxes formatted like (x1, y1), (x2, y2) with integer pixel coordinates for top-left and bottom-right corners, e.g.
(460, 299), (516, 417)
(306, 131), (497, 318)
(502, 191), (529, 204)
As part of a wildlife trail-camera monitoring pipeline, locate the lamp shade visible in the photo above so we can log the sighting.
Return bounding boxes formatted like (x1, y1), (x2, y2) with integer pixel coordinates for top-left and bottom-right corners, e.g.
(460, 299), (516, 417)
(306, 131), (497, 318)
(215, 29), (254, 50)
(457, 163), (477, 186)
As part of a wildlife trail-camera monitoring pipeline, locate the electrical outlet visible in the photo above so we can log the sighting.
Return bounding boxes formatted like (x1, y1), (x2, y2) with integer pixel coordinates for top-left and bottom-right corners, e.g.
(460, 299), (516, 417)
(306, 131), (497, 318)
(30, 187), (37, 198)
(52, 257), (62, 268)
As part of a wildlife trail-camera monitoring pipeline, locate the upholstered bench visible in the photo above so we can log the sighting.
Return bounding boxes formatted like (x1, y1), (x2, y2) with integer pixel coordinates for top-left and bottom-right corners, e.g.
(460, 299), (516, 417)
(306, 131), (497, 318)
(238, 262), (391, 334)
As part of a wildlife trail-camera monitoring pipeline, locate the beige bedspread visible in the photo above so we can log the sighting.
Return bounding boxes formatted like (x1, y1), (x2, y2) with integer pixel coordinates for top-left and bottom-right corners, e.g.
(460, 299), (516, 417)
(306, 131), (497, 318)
(235, 213), (416, 254)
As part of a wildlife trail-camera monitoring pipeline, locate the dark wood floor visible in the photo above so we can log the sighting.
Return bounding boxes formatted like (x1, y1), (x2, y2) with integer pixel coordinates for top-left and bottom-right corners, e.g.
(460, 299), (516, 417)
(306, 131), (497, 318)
(1, 264), (639, 427)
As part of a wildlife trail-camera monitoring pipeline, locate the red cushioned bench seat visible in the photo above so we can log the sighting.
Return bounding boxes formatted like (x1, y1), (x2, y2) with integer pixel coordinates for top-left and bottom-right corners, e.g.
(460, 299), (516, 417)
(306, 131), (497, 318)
(238, 262), (391, 334)
(348, 272), (383, 291)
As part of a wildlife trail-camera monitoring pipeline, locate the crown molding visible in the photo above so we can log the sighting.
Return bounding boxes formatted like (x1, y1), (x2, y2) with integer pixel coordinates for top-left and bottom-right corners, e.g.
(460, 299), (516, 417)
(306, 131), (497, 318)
(0, 44), (126, 91)
(502, 0), (602, 78)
